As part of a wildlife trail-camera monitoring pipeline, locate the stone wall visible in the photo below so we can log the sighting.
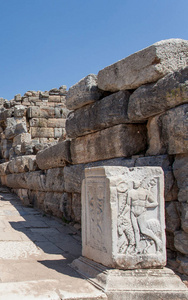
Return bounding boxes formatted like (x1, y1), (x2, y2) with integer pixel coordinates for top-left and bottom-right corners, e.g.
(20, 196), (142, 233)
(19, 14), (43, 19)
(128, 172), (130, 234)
(0, 38), (187, 276)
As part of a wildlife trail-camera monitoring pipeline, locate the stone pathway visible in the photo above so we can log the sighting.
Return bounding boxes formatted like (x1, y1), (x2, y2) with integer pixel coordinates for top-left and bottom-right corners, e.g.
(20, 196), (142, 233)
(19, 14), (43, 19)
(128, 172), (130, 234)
(0, 186), (106, 300)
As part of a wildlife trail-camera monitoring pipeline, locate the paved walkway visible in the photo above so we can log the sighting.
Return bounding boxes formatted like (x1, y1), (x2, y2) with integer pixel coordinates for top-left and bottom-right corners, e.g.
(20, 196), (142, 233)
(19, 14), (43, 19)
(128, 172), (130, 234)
(0, 186), (106, 300)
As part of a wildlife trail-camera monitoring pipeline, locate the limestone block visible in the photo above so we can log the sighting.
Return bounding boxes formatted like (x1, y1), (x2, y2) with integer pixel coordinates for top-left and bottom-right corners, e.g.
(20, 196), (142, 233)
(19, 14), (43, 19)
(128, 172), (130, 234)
(44, 192), (63, 218)
(48, 95), (61, 102)
(47, 118), (66, 128)
(82, 166), (166, 269)
(14, 94), (22, 101)
(13, 133), (31, 147)
(71, 124), (147, 164)
(4, 118), (27, 140)
(54, 128), (63, 138)
(28, 96), (40, 102)
(98, 39), (188, 91)
(42, 168), (65, 192)
(64, 158), (136, 194)
(135, 155), (178, 202)
(173, 154), (188, 203)
(59, 192), (72, 221)
(54, 106), (69, 118)
(14, 105), (26, 118)
(29, 118), (48, 128)
(31, 127), (54, 138)
(174, 231), (188, 255)
(8, 155), (38, 173)
(66, 74), (103, 110)
(66, 91), (131, 138)
(165, 202), (181, 233)
(36, 140), (71, 170)
(180, 203), (188, 233)
(72, 193), (81, 223)
(147, 104), (188, 155)
(27, 106), (55, 119)
(128, 66), (188, 122)
(0, 162), (10, 175)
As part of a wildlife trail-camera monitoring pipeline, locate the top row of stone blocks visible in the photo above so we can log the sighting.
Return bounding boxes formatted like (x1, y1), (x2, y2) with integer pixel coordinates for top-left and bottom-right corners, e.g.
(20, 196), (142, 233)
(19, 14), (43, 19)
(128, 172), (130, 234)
(66, 39), (188, 110)
(98, 39), (188, 91)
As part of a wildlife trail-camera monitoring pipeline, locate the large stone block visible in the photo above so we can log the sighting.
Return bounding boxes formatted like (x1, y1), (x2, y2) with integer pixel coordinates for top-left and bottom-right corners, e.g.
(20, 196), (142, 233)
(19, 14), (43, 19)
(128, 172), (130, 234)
(8, 155), (38, 173)
(47, 118), (66, 128)
(0, 162), (10, 176)
(71, 124), (147, 164)
(147, 104), (188, 155)
(66, 74), (103, 110)
(128, 66), (188, 122)
(27, 106), (55, 119)
(98, 39), (188, 91)
(31, 127), (54, 138)
(66, 91), (131, 138)
(64, 157), (136, 193)
(135, 155), (178, 202)
(36, 140), (71, 170)
(82, 166), (166, 269)
(174, 231), (188, 255)
(173, 154), (188, 203)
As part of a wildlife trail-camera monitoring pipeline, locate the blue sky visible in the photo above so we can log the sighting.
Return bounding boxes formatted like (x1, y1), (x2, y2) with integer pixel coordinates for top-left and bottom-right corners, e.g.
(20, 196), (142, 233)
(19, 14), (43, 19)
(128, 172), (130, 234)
(0, 0), (187, 100)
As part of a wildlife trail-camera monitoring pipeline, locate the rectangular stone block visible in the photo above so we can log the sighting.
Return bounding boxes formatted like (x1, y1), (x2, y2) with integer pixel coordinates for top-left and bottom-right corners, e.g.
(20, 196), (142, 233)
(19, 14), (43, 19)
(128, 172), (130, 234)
(147, 104), (188, 155)
(47, 118), (66, 128)
(29, 118), (48, 128)
(36, 140), (71, 169)
(66, 91), (131, 138)
(31, 127), (54, 138)
(48, 95), (61, 102)
(66, 74), (104, 110)
(128, 66), (188, 122)
(98, 39), (188, 91)
(82, 166), (166, 269)
(71, 124), (147, 164)
(27, 107), (55, 119)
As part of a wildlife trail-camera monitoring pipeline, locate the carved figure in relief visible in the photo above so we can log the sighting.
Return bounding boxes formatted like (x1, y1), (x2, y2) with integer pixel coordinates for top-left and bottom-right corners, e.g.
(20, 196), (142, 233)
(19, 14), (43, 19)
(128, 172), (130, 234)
(117, 182), (135, 254)
(128, 181), (162, 253)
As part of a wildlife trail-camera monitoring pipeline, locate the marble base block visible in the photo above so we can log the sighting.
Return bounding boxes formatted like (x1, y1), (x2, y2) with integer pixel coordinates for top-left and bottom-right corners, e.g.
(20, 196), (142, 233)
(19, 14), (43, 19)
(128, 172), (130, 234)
(82, 166), (166, 269)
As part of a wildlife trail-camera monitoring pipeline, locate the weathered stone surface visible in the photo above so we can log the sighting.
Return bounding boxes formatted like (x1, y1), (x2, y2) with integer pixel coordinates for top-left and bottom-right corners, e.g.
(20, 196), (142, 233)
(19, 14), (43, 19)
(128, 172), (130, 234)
(48, 95), (61, 102)
(0, 162), (10, 175)
(174, 231), (188, 255)
(1, 168), (65, 192)
(71, 124), (147, 164)
(165, 202), (181, 233)
(147, 104), (188, 155)
(66, 74), (103, 110)
(72, 258), (188, 300)
(31, 127), (54, 138)
(82, 166), (166, 269)
(14, 105), (26, 118)
(173, 154), (188, 203)
(59, 192), (72, 221)
(128, 66), (188, 121)
(98, 39), (188, 91)
(12, 133), (31, 152)
(64, 157), (136, 193)
(72, 193), (81, 223)
(27, 106), (55, 119)
(135, 155), (178, 202)
(47, 118), (66, 128)
(29, 118), (48, 128)
(43, 192), (63, 218)
(8, 155), (38, 173)
(36, 140), (71, 169)
(66, 91), (131, 138)
(4, 118), (27, 140)
(180, 203), (188, 233)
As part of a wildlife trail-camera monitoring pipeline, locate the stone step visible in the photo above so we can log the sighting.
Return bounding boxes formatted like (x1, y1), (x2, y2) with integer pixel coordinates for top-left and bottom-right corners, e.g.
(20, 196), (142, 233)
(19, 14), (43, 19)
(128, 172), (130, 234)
(0, 279), (107, 300)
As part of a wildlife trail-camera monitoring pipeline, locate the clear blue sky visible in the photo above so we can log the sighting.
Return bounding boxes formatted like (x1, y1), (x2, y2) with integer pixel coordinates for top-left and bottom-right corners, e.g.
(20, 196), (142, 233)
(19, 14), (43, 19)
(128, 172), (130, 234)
(0, 0), (187, 100)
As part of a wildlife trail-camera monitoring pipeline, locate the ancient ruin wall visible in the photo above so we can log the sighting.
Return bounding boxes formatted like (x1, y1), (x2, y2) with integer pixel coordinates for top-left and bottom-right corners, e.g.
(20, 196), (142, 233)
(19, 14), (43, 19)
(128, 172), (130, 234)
(0, 38), (187, 276)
